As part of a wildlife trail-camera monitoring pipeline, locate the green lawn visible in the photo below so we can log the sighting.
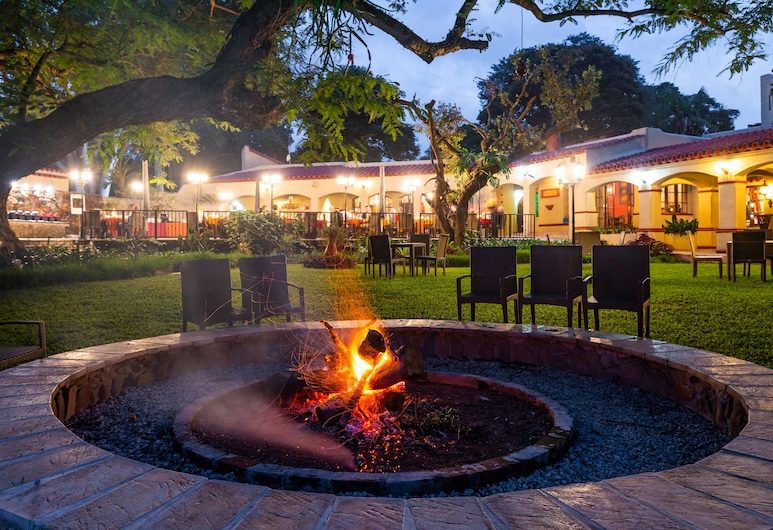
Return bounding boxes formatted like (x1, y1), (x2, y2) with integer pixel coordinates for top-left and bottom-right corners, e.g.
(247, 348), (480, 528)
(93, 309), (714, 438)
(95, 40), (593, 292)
(1, 260), (771, 369)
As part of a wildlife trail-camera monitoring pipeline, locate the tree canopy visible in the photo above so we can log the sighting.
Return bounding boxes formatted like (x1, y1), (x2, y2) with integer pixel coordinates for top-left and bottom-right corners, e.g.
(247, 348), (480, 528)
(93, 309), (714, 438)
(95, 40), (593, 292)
(481, 33), (738, 148)
(1, 0), (771, 251)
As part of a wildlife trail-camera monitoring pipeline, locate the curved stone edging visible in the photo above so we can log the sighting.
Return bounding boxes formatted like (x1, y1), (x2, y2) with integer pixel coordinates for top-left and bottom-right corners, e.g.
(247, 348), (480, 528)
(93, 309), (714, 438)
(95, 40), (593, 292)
(173, 372), (574, 496)
(0, 320), (771, 529)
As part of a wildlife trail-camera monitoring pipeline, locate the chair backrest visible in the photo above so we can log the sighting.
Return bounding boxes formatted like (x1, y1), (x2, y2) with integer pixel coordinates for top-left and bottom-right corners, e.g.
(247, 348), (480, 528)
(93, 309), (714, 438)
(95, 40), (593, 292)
(591, 245), (650, 301)
(686, 230), (698, 258)
(238, 255), (290, 311)
(181, 258), (235, 321)
(469, 246), (517, 296)
(410, 233), (431, 254)
(530, 245), (583, 296)
(369, 234), (392, 262)
(732, 230), (765, 260)
(436, 234), (450, 258)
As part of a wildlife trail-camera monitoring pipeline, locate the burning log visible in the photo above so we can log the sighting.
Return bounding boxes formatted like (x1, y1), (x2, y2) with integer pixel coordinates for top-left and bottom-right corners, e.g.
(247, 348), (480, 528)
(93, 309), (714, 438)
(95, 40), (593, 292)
(302, 321), (426, 429)
(367, 344), (424, 390)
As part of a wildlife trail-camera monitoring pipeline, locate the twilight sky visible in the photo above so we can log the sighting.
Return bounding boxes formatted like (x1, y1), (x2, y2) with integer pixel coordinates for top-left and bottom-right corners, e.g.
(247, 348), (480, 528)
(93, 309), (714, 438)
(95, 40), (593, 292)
(352, 0), (773, 140)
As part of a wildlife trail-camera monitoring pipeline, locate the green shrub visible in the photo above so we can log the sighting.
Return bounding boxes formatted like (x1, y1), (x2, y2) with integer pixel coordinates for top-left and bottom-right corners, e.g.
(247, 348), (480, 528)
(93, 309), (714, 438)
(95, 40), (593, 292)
(222, 211), (305, 255)
(627, 233), (674, 256)
(663, 216), (698, 235)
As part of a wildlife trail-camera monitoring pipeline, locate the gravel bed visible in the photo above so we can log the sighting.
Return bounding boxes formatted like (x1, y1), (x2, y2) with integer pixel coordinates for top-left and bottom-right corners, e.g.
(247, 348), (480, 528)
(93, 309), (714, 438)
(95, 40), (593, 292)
(66, 357), (731, 497)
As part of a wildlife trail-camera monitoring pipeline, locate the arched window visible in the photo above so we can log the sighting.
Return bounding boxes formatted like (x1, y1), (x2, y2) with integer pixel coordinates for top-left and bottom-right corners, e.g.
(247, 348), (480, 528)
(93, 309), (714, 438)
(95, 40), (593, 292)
(595, 182), (634, 228)
(661, 184), (695, 214)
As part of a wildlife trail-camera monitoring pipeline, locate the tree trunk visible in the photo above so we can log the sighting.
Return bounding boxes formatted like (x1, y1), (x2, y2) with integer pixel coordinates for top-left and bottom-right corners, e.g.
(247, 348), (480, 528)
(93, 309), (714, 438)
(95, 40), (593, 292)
(0, 187), (24, 255)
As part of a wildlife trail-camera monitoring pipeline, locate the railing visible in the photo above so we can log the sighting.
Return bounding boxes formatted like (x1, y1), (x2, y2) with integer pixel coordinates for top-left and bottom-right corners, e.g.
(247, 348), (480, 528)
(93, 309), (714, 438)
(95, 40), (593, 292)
(84, 210), (190, 239)
(83, 209), (536, 240)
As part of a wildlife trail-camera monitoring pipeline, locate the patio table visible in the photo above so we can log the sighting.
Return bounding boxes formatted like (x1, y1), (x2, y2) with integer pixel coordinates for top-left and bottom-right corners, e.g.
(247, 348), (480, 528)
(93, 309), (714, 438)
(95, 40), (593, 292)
(391, 241), (426, 276)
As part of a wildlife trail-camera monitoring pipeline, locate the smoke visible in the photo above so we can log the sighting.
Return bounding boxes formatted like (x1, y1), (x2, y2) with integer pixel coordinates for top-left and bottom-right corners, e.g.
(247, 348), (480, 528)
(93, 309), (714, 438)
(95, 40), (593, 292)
(195, 394), (356, 470)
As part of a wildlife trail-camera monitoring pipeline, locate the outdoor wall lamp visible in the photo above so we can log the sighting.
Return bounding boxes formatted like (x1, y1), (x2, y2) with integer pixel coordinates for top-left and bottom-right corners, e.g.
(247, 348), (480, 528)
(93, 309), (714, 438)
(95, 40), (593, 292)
(760, 181), (773, 208)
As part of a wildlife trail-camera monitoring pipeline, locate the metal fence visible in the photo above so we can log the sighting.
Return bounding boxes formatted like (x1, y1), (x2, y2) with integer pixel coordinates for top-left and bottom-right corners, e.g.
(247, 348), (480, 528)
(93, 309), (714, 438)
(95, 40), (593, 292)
(84, 210), (191, 239)
(83, 209), (536, 240)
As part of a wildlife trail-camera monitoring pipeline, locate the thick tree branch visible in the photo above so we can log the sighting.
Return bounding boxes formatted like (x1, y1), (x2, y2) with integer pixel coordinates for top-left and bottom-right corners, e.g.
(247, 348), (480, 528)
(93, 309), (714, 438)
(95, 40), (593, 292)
(354, 0), (488, 63)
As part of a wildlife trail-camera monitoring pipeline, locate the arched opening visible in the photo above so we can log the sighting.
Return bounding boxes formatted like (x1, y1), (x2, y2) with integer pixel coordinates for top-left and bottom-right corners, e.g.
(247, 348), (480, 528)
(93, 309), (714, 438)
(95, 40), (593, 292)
(594, 181), (635, 229)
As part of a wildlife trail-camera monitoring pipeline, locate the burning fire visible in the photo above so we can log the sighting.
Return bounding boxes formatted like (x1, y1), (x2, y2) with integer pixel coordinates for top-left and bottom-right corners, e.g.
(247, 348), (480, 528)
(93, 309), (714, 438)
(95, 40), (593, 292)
(290, 320), (423, 432)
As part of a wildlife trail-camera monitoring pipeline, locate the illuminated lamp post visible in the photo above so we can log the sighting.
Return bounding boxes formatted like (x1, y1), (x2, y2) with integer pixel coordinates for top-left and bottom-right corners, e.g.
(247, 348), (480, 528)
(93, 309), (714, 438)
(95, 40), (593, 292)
(262, 174), (281, 211)
(556, 159), (585, 244)
(69, 169), (91, 238)
(187, 172), (208, 219)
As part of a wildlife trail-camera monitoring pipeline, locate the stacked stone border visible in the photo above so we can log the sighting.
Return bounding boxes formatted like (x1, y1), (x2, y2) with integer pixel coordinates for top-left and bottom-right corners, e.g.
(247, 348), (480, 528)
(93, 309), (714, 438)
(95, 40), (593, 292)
(173, 372), (575, 496)
(0, 321), (771, 529)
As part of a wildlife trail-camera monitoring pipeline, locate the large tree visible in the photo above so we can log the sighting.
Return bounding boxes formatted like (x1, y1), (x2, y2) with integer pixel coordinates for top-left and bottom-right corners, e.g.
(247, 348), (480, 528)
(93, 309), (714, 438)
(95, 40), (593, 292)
(641, 82), (739, 135)
(409, 49), (601, 243)
(1, 0), (771, 252)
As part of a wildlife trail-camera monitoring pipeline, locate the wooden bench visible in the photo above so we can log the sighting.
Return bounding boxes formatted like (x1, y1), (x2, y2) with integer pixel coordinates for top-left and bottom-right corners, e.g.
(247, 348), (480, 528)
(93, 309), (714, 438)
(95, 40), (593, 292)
(0, 320), (47, 370)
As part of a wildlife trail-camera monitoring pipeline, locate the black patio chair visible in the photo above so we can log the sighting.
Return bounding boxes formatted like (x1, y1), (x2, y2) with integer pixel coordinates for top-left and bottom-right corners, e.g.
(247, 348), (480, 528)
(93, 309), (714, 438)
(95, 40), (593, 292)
(239, 255), (305, 323)
(416, 233), (450, 275)
(0, 320), (47, 370)
(518, 245), (584, 327)
(583, 244), (651, 338)
(731, 230), (766, 282)
(457, 246), (518, 322)
(181, 259), (250, 331)
(368, 234), (406, 278)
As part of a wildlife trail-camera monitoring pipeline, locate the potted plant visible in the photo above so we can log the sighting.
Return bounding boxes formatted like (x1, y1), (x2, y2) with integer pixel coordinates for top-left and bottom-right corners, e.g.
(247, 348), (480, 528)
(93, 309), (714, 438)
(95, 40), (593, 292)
(662, 215), (698, 250)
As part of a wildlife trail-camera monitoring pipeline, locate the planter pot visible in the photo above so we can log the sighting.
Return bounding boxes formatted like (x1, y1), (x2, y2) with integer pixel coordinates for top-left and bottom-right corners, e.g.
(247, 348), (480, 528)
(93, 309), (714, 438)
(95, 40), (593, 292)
(662, 233), (690, 251)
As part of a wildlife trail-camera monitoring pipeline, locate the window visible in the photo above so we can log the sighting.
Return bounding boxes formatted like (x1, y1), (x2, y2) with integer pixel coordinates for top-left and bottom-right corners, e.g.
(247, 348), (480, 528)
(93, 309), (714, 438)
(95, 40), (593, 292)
(595, 182), (634, 228)
(661, 184), (694, 215)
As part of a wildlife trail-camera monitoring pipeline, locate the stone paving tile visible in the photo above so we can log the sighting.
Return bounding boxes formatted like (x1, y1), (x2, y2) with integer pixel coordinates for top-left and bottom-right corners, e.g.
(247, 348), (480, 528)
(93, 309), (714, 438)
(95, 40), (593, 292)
(0, 427), (81, 460)
(0, 402), (52, 422)
(698, 449), (773, 485)
(234, 489), (332, 530)
(38, 468), (205, 529)
(125, 479), (265, 529)
(721, 434), (773, 459)
(742, 422), (773, 442)
(607, 472), (773, 529)
(0, 442), (110, 491)
(325, 497), (406, 530)
(659, 464), (773, 519)
(0, 383), (53, 398)
(0, 455), (152, 523)
(0, 414), (69, 441)
(409, 497), (497, 529)
(544, 482), (695, 529)
(742, 396), (773, 411)
(0, 389), (57, 408)
(483, 489), (588, 529)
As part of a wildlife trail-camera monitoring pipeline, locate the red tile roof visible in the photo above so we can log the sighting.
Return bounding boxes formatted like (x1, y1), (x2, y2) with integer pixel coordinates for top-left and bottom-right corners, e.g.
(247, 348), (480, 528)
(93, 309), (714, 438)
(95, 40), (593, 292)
(512, 133), (645, 167)
(210, 161), (437, 183)
(592, 128), (773, 174)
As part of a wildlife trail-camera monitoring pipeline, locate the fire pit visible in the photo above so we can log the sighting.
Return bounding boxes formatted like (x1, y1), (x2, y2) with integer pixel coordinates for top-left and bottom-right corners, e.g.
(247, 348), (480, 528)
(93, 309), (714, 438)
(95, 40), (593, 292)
(174, 371), (573, 496)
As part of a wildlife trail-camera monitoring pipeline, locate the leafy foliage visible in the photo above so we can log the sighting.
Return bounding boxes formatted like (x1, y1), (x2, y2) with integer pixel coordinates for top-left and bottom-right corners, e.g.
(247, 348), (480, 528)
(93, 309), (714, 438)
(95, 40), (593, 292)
(663, 217), (699, 235)
(222, 210), (308, 256)
(641, 83), (739, 136)
(482, 34), (737, 147)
